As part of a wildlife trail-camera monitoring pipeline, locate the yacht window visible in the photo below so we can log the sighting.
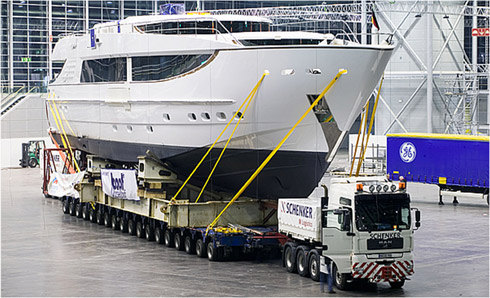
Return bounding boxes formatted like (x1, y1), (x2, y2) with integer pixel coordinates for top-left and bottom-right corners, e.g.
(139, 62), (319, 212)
(80, 58), (127, 83)
(216, 112), (226, 121)
(138, 21), (269, 35)
(132, 54), (211, 81)
(240, 39), (324, 46)
(201, 112), (211, 121)
(188, 113), (197, 121)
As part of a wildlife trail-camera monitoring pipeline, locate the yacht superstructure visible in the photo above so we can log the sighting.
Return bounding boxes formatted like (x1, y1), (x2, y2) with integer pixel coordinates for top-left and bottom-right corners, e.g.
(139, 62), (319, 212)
(48, 12), (393, 199)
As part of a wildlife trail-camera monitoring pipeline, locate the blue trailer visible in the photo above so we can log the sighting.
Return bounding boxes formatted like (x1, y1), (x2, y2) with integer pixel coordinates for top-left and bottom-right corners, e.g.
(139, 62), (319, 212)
(387, 133), (489, 205)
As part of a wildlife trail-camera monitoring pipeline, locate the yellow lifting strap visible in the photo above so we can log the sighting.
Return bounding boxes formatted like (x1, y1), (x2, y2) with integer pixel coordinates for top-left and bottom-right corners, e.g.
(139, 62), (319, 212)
(206, 69), (348, 235)
(355, 76), (384, 176)
(195, 76), (263, 203)
(48, 94), (81, 172)
(349, 100), (369, 177)
(171, 71), (269, 202)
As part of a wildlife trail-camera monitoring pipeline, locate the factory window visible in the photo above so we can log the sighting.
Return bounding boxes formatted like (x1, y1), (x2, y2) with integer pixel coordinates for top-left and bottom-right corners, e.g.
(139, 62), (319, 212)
(80, 58), (127, 83)
(132, 54), (211, 82)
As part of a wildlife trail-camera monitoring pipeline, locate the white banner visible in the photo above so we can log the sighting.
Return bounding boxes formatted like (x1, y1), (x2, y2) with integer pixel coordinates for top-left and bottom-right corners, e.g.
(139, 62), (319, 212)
(48, 171), (86, 198)
(101, 169), (139, 201)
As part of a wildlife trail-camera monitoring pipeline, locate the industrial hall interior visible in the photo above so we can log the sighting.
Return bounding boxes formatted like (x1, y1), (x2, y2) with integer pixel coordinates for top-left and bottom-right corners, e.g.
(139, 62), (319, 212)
(1, 0), (489, 297)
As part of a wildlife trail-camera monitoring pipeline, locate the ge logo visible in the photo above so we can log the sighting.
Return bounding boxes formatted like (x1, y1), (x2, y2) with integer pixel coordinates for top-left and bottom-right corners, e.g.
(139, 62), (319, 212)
(399, 142), (416, 163)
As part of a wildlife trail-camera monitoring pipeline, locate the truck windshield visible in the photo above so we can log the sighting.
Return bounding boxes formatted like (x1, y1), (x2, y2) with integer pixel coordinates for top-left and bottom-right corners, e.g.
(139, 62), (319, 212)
(355, 193), (410, 231)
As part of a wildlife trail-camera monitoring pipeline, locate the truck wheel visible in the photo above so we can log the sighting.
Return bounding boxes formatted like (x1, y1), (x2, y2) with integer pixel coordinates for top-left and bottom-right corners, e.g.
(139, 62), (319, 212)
(111, 215), (119, 230)
(389, 280), (405, 289)
(145, 224), (154, 241)
(128, 219), (136, 235)
(28, 158), (38, 168)
(136, 222), (145, 238)
(207, 242), (222, 261)
(89, 208), (97, 223)
(120, 218), (128, 233)
(62, 198), (70, 214)
(164, 229), (174, 247)
(296, 247), (309, 277)
(82, 205), (89, 220)
(184, 235), (196, 254)
(333, 263), (349, 290)
(69, 200), (77, 216)
(104, 213), (111, 227)
(96, 210), (104, 225)
(174, 233), (184, 251)
(196, 238), (206, 258)
(284, 246), (297, 273)
(308, 250), (321, 282)
(154, 226), (164, 244)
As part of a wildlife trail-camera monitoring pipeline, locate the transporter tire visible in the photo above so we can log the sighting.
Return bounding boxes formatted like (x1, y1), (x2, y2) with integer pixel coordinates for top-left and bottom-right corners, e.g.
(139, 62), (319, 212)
(111, 215), (119, 230)
(154, 226), (164, 244)
(174, 233), (184, 251)
(104, 213), (111, 228)
(207, 242), (222, 262)
(136, 222), (145, 239)
(308, 250), (321, 282)
(164, 229), (174, 247)
(333, 263), (350, 290)
(82, 205), (89, 220)
(128, 219), (136, 236)
(145, 224), (154, 241)
(184, 235), (196, 254)
(389, 280), (405, 289)
(284, 246), (297, 273)
(75, 203), (83, 218)
(196, 238), (206, 258)
(69, 200), (76, 216)
(296, 247), (309, 277)
(96, 210), (104, 225)
(89, 208), (97, 223)
(62, 198), (70, 214)
(120, 219), (128, 233)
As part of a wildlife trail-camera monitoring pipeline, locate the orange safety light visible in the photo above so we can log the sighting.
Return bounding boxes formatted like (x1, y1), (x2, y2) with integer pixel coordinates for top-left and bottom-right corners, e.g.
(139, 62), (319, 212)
(399, 182), (406, 190)
(356, 183), (363, 191)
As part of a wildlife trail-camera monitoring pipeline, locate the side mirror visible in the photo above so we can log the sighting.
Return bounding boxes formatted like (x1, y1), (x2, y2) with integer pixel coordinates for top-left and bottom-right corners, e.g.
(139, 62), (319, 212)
(333, 209), (343, 215)
(415, 210), (421, 222)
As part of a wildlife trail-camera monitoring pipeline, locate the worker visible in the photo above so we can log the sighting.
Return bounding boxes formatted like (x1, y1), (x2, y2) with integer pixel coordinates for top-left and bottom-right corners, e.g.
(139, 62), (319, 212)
(320, 257), (336, 294)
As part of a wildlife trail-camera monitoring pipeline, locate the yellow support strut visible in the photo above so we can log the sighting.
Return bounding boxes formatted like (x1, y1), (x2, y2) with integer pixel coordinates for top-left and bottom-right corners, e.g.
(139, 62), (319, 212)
(206, 69), (348, 235)
(349, 100), (369, 177)
(355, 76), (384, 176)
(171, 71), (269, 202)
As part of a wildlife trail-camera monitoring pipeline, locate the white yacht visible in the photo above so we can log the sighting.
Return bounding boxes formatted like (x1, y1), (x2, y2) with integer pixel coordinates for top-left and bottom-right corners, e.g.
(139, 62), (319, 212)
(48, 11), (394, 199)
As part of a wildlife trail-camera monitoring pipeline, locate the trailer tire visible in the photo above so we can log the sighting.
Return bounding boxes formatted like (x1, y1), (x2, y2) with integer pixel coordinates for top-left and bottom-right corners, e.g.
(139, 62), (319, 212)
(196, 238), (206, 258)
(184, 235), (196, 254)
(145, 224), (154, 241)
(207, 242), (222, 261)
(120, 219), (128, 233)
(96, 210), (104, 225)
(389, 280), (405, 289)
(333, 263), (349, 290)
(104, 212), (111, 227)
(136, 222), (145, 238)
(308, 250), (321, 282)
(296, 247), (309, 277)
(75, 203), (83, 218)
(128, 219), (136, 235)
(111, 215), (119, 230)
(174, 233), (184, 251)
(285, 246), (297, 273)
(164, 229), (174, 247)
(154, 227), (164, 244)
(69, 200), (76, 216)
(82, 205), (89, 220)
(89, 208), (97, 223)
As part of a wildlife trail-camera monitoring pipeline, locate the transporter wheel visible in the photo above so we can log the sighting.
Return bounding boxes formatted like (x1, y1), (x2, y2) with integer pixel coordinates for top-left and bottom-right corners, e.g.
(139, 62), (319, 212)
(333, 263), (349, 290)
(296, 247), (309, 277)
(62, 198), (69, 214)
(308, 250), (321, 282)
(207, 242), (222, 262)
(128, 219), (136, 236)
(184, 235), (196, 254)
(89, 208), (97, 223)
(120, 218), (128, 233)
(82, 205), (89, 220)
(174, 233), (184, 251)
(75, 203), (83, 218)
(195, 238), (206, 258)
(145, 224), (154, 241)
(136, 222), (145, 238)
(154, 227), (164, 244)
(284, 246), (297, 273)
(164, 229), (174, 247)
(111, 215), (119, 230)
(96, 210), (104, 225)
(389, 280), (405, 289)
(69, 200), (77, 216)
(104, 213), (111, 228)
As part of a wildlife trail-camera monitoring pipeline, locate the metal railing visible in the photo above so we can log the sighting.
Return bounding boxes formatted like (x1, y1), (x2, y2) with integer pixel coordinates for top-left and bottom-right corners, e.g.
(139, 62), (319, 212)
(1, 86), (40, 116)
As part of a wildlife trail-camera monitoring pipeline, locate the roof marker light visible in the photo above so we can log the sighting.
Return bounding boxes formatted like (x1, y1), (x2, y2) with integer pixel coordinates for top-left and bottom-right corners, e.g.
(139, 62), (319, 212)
(369, 185), (375, 193)
(399, 182), (406, 190)
(376, 185), (382, 192)
(356, 183), (363, 191)
(390, 184), (397, 192)
(383, 185), (389, 192)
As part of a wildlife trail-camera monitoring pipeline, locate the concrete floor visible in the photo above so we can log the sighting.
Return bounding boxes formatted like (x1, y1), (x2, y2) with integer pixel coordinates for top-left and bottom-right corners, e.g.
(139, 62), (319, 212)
(2, 166), (489, 297)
